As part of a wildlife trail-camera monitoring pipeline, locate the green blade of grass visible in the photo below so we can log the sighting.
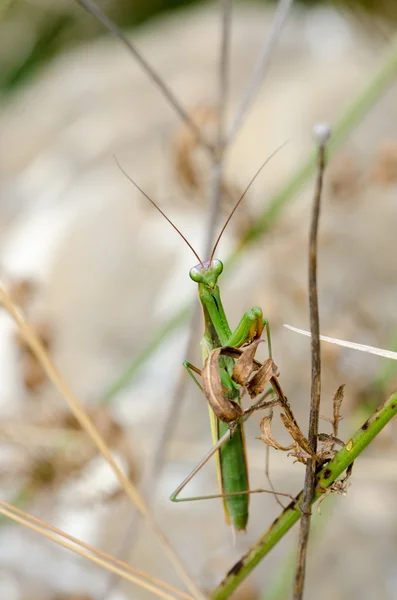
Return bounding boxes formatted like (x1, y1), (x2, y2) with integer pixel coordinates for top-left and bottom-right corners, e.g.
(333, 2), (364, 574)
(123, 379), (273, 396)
(209, 389), (397, 600)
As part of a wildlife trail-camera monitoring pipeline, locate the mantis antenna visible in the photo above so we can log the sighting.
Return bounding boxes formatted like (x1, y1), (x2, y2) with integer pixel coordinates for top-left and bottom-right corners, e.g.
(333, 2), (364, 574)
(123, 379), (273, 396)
(114, 155), (204, 268)
(209, 141), (288, 264)
(115, 141), (286, 269)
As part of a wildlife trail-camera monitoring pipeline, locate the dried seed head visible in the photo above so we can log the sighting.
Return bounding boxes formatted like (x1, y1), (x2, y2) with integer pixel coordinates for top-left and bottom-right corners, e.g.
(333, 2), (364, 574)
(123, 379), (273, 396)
(312, 122), (332, 147)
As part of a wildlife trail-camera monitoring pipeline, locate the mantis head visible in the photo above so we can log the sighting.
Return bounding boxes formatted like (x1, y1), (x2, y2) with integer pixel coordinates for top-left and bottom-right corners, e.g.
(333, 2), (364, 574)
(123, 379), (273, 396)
(189, 259), (223, 289)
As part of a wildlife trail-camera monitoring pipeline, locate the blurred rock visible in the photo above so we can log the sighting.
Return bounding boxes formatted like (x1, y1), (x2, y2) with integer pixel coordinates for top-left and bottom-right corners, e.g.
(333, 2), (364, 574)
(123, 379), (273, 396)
(0, 3), (397, 599)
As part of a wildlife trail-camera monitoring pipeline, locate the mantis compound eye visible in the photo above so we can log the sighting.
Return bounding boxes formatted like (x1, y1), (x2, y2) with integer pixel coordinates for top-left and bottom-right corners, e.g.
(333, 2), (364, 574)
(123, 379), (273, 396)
(189, 265), (204, 283)
(211, 259), (223, 278)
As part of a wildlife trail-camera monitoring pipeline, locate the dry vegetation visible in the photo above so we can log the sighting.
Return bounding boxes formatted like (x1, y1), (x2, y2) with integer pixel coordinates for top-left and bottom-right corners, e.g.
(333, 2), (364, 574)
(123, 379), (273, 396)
(0, 2), (397, 599)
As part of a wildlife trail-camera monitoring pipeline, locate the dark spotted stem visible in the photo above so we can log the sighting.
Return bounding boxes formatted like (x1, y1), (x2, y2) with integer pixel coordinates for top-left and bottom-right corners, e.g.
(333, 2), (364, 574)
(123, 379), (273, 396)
(210, 389), (397, 600)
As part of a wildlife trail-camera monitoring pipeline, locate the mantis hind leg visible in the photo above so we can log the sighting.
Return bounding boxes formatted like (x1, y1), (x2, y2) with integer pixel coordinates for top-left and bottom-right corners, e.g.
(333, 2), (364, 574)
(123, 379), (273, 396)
(169, 423), (292, 505)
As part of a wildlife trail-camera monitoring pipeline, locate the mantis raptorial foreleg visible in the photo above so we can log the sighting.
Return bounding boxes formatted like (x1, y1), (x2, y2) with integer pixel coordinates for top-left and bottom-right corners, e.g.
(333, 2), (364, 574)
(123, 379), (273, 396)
(221, 309), (272, 359)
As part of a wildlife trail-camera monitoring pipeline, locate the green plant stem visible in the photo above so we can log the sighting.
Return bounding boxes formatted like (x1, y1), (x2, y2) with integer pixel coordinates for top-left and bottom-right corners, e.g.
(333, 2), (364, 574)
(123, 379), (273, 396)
(102, 34), (397, 403)
(210, 389), (397, 600)
(260, 495), (335, 600)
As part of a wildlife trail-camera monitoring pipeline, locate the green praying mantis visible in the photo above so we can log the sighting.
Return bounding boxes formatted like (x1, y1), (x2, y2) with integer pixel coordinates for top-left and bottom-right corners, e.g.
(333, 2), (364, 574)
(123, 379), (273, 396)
(118, 148), (287, 532)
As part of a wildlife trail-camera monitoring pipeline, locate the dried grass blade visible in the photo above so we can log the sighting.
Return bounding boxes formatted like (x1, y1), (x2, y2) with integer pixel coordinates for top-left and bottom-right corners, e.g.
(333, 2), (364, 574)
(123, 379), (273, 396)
(0, 284), (206, 600)
(257, 414), (294, 451)
(332, 384), (345, 438)
(0, 500), (191, 600)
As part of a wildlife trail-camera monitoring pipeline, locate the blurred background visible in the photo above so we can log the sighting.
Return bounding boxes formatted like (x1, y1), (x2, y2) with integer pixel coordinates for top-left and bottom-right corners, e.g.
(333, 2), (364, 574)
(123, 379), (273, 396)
(1, 1), (397, 599)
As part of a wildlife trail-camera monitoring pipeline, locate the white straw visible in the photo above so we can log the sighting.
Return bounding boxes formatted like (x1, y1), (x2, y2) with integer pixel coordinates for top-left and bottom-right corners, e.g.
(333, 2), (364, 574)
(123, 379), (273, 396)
(284, 324), (397, 361)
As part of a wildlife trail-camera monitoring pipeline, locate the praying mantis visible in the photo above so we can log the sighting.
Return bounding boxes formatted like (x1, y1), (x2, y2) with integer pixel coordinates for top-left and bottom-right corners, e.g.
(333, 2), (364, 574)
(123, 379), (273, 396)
(118, 148), (284, 532)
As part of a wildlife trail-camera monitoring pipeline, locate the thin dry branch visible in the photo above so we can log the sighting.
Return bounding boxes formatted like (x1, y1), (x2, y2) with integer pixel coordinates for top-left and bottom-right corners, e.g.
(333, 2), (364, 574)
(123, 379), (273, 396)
(226, 0), (294, 145)
(76, 0), (214, 154)
(110, 6), (234, 535)
(0, 500), (191, 600)
(0, 284), (206, 600)
(293, 123), (331, 600)
(204, 0), (233, 259)
(112, 7), (236, 578)
(217, 0), (232, 149)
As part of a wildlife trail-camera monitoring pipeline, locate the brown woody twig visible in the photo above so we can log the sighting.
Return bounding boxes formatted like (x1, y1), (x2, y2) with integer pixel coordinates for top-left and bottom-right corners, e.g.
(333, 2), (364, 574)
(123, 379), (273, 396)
(292, 123), (331, 600)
